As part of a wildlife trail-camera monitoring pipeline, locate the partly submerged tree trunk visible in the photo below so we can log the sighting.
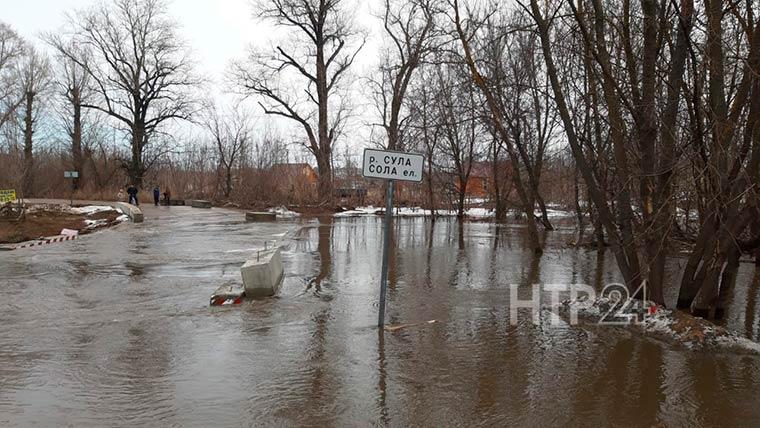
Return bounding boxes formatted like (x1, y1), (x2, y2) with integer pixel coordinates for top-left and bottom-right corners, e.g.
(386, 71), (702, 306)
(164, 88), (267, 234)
(316, 152), (333, 205)
(453, 1), (542, 254)
(530, 0), (642, 291)
(427, 159), (436, 218)
(493, 158), (506, 223)
(573, 166), (585, 246)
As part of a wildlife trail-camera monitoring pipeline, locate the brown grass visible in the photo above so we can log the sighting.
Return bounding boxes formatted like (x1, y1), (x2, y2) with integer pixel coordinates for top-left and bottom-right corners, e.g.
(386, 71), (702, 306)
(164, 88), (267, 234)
(0, 207), (121, 244)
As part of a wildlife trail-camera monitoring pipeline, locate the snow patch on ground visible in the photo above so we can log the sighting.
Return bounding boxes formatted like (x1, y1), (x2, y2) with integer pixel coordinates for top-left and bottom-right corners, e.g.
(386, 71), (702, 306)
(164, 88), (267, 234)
(116, 214), (129, 223)
(84, 219), (109, 229)
(334, 205), (577, 219)
(70, 205), (115, 215)
(334, 206), (382, 217)
(714, 336), (760, 354)
(467, 208), (493, 218)
(544, 208), (577, 219)
(268, 206), (300, 218)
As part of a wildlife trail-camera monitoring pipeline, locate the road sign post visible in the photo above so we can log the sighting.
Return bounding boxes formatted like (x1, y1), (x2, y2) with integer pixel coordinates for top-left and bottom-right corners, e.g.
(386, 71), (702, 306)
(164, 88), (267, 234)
(64, 171), (79, 205)
(377, 179), (394, 328)
(362, 148), (424, 328)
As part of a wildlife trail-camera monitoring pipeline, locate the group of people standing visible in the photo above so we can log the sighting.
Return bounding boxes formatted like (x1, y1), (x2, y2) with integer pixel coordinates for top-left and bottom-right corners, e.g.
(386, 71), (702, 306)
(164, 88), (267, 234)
(117, 185), (171, 207)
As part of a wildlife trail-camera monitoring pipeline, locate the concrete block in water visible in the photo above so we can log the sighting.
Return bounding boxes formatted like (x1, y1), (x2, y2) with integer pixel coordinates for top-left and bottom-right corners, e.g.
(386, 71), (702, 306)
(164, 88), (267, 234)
(191, 200), (212, 208)
(246, 211), (276, 222)
(113, 202), (144, 223)
(210, 284), (245, 306)
(241, 248), (284, 298)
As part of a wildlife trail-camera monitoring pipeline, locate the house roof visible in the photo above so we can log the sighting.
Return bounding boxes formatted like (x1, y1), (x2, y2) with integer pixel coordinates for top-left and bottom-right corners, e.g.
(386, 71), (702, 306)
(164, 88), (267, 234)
(271, 163), (316, 175)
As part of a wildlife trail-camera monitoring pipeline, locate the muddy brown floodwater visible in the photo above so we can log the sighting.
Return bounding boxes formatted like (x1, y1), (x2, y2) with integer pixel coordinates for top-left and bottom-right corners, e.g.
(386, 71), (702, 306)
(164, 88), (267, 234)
(1, 207), (760, 427)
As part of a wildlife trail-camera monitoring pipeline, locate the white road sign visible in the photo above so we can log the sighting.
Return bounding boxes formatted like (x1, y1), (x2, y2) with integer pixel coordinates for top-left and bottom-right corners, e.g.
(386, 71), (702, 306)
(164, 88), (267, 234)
(64, 171), (79, 178)
(362, 148), (424, 182)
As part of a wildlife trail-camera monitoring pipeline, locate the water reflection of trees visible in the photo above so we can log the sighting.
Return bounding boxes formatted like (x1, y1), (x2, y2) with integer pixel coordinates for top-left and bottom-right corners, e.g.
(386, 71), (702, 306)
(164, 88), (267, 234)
(306, 216), (333, 294)
(745, 269), (760, 340)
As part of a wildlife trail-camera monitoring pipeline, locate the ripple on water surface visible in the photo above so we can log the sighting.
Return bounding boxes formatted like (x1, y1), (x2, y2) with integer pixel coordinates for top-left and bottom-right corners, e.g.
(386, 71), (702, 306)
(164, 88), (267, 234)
(1, 212), (759, 426)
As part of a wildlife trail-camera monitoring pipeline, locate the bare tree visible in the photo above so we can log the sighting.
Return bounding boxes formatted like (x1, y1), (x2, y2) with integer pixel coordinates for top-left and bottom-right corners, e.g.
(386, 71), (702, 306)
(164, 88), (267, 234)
(408, 66), (442, 216)
(203, 104), (252, 198)
(371, 0), (439, 151)
(525, 0), (714, 307)
(51, 43), (92, 189)
(17, 47), (52, 197)
(248, 127), (290, 171)
(451, 0), (543, 253)
(435, 64), (481, 218)
(0, 22), (26, 130)
(676, 0), (760, 316)
(46, 0), (200, 188)
(232, 0), (364, 203)
(473, 10), (557, 229)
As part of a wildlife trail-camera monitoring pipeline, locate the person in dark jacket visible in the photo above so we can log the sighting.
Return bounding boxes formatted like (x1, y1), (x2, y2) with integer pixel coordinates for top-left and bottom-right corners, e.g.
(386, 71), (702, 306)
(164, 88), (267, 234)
(127, 185), (139, 206)
(163, 188), (171, 206)
(153, 186), (160, 206)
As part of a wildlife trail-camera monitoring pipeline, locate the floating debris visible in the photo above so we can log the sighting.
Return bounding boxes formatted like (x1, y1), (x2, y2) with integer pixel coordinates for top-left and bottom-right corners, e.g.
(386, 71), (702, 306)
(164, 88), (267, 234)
(385, 319), (437, 332)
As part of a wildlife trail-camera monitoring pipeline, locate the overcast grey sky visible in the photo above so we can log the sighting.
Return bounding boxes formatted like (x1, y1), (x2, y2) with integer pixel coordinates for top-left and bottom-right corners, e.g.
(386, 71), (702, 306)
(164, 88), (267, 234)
(7, 0), (260, 84)
(5, 0), (381, 158)
(7, 0), (379, 83)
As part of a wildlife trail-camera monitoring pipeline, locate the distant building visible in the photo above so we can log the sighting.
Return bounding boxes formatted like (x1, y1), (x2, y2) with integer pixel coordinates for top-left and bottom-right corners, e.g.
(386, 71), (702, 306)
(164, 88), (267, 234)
(333, 165), (367, 205)
(270, 163), (318, 196)
(454, 161), (492, 199)
(468, 162), (492, 198)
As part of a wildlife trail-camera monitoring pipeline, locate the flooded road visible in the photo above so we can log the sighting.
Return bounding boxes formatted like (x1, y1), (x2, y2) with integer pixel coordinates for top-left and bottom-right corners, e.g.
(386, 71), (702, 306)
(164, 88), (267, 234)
(2, 208), (760, 426)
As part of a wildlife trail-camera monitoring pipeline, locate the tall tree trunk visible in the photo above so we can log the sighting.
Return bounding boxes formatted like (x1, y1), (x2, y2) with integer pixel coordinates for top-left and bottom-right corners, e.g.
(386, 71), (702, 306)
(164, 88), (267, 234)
(72, 87), (83, 189)
(130, 121), (145, 188)
(591, 200), (606, 252)
(715, 246), (740, 319)
(636, 0), (665, 304)
(573, 166), (585, 246)
(427, 157), (436, 218)
(589, 0), (644, 296)
(513, 120), (553, 230)
(754, 217), (760, 266)
(493, 153), (506, 222)
(457, 178), (466, 219)
(225, 165), (232, 198)
(676, 0), (760, 314)
(533, 187), (553, 230)
(316, 40), (333, 205)
(22, 91), (34, 197)
(316, 152), (332, 204)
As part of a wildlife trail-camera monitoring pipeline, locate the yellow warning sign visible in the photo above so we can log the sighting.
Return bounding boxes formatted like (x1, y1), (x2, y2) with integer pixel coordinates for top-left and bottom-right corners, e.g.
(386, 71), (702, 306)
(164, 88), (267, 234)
(0, 189), (17, 203)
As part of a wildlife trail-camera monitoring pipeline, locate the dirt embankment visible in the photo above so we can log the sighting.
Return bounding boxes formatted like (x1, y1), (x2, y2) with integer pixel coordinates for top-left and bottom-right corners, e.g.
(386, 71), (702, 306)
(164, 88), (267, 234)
(0, 204), (123, 244)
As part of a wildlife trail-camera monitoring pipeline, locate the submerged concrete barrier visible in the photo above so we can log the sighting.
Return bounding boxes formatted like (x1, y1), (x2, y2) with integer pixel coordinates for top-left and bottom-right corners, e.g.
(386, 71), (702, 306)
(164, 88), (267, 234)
(246, 211), (276, 222)
(113, 202), (144, 223)
(190, 200), (212, 208)
(241, 248), (284, 298)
